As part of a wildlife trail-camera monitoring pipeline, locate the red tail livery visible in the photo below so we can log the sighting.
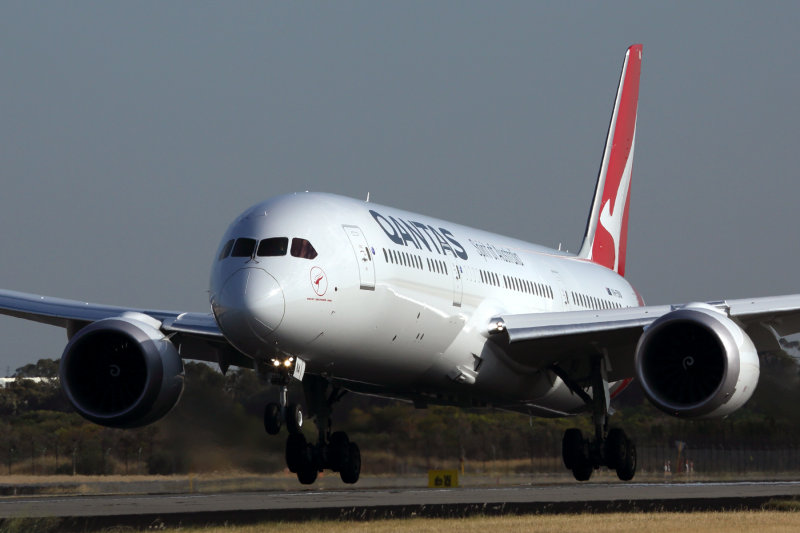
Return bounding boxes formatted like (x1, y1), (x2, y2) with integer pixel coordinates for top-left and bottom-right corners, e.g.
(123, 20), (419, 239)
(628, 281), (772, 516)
(578, 44), (642, 276)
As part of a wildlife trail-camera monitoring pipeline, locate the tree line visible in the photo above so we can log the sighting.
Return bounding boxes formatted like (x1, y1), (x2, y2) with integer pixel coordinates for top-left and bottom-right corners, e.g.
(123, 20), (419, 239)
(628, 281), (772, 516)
(2, 353), (800, 476)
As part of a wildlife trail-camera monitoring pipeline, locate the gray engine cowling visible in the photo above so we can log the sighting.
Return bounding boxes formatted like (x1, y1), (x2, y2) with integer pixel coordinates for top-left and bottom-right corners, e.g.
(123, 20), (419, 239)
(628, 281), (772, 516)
(635, 303), (760, 419)
(59, 313), (184, 428)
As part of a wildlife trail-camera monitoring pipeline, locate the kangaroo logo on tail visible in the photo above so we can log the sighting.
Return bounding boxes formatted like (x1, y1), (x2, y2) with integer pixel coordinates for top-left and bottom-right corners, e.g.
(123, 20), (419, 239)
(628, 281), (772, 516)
(578, 44), (642, 277)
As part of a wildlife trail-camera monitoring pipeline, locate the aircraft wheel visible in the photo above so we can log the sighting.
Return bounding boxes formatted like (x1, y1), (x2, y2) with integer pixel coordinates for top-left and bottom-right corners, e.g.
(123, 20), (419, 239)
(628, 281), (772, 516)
(328, 431), (350, 472)
(562, 428), (585, 470)
(339, 442), (361, 484)
(296, 452), (318, 485)
(285, 403), (304, 435)
(285, 432), (307, 473)
(263, 402), (281, 435)
(616, 438), (637, 481)
(572, 461), (593, 482)
(605, 428), (627, 470)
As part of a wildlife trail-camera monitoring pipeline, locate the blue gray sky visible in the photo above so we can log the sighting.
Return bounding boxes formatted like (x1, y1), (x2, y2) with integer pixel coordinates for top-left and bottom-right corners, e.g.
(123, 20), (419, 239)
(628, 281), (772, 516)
(2, 2), (800, 372)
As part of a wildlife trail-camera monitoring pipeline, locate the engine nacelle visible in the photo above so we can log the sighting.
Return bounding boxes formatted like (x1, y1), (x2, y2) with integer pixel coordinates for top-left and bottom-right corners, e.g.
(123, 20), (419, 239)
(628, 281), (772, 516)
(59, 313), (185, 428)
(635, 303), (760, 419)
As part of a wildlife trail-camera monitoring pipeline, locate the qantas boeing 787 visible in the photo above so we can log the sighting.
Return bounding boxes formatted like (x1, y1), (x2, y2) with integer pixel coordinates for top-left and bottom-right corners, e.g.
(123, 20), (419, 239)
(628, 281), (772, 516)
(0, 44), (794, 484)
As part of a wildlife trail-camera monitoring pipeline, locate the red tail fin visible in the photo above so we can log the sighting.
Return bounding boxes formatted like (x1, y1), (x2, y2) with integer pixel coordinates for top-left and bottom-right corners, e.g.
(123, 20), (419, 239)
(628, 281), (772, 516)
(577, 44), (642, 276)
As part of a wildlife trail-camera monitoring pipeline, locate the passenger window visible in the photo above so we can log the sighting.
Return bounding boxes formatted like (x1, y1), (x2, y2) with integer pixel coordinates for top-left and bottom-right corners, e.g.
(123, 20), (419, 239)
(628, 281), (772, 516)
(291, 238), (318, 260)
(231, 238), (257, 258)
(257, 237), (289, 257)
(218, 239), (235, 260)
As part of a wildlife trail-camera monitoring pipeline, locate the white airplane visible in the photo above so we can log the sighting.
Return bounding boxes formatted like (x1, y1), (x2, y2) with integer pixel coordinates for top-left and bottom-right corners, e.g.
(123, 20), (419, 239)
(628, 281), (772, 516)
(0, 44), (792, 485)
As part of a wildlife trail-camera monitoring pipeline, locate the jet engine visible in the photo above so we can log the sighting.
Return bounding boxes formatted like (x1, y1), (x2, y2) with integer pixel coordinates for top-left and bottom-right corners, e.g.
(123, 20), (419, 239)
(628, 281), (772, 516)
(635, 303), (760, 419)
(59, 313), (184, 428)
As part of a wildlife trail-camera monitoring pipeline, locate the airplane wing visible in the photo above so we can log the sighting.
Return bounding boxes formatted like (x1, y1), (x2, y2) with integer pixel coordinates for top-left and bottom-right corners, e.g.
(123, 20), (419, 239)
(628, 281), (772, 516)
(488, 295), (800, 384)
(0, 289), (251, 369)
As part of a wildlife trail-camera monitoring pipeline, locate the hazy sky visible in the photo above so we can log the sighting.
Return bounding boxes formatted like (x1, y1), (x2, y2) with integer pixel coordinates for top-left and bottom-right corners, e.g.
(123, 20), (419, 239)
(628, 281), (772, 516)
(2, 2), (800, 372)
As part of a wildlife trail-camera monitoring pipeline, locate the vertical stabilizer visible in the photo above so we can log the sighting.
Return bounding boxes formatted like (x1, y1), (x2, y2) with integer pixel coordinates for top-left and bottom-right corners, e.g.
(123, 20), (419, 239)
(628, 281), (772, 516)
(577, 44), (642, 276)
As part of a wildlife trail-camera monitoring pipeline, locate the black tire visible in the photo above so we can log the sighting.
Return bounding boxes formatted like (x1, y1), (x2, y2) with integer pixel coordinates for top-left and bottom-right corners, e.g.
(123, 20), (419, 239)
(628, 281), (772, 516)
(285, 403), (304, 435)
(263, 402), (281, 435)
(616, 438), (637, 481)
(297, 461), (318, 485)
(328, 431), (350, 472)
(562, 428), (584, 470)
(296, 443), (318, 485)
(572, 462), (593, 482)
(340, 442), (361, 484)
(605, 428), (627, 470)
(285, 432), (307, 473)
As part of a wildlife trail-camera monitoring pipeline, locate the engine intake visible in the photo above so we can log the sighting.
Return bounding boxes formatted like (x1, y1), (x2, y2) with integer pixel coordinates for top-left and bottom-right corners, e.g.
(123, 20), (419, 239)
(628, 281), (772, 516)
(59, 314), (184, 428)
(635, 304), (759, 418)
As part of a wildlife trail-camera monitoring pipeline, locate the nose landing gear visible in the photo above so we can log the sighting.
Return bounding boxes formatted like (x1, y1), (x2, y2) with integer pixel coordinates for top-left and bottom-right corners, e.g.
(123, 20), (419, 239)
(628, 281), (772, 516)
(263, 385), (304, 435)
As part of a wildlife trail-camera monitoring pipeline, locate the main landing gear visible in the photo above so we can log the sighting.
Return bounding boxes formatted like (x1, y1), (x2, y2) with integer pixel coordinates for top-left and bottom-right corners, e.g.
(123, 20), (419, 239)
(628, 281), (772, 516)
(263, 374), (360, 485)
(552, 357), (637, 482)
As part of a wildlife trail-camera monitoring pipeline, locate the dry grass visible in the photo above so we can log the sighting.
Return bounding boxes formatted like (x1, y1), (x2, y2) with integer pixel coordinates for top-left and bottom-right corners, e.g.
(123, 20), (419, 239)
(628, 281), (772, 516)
(147, 512), (800, 533)
(4, 511), (800, 533)
(0, 471), (276, 485)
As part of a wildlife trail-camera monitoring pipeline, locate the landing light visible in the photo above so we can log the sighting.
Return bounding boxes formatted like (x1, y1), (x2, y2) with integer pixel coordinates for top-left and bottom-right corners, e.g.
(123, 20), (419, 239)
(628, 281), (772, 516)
(270, 357), (295, 369)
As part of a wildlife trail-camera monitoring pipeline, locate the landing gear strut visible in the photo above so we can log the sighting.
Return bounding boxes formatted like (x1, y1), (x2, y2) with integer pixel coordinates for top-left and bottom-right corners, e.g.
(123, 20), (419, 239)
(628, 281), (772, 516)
(553, 357), (637, 482)
(263, 374), (360, 485)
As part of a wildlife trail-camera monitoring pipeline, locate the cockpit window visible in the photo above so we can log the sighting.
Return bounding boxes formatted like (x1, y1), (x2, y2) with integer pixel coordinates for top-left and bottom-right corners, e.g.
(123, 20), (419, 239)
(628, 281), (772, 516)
(257, 237), (289, 257)
(231, 238), (257, 258)
(291, 238), (318, 260)
(218, 239), (235, 260)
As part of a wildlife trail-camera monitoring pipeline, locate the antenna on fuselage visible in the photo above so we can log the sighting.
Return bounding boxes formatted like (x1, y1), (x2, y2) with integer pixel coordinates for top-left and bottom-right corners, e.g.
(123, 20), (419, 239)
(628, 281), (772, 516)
(366, 192), (370, 202)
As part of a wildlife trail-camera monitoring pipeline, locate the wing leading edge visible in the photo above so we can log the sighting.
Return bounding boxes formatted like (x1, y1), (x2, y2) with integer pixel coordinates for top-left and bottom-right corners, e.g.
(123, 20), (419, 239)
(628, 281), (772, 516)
(0, 289), (251, 368)
(489, 294), (800, 383)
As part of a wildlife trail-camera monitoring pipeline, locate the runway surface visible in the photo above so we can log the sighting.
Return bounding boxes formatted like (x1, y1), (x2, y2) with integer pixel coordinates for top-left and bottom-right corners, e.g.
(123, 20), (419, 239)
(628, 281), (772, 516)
(2, 481), (800, 529)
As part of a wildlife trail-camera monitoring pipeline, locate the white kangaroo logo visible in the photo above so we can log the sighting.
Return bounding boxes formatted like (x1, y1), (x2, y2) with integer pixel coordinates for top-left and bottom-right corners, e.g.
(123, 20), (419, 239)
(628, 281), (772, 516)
(598, 135), (635, 272)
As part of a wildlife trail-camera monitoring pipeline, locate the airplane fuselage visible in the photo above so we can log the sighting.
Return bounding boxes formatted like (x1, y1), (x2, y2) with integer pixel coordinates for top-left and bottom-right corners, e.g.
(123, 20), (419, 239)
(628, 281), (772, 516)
(210, 192), (640, 415)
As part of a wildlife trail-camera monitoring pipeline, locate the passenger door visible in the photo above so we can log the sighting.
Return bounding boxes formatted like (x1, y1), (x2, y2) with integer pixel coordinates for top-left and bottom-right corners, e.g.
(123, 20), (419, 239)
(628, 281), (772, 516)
(343, 225), (376, 290)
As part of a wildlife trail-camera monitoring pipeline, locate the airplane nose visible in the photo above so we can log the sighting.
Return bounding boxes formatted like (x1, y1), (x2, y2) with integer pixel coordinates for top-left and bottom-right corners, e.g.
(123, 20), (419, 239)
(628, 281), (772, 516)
(213, 268), (285, 351)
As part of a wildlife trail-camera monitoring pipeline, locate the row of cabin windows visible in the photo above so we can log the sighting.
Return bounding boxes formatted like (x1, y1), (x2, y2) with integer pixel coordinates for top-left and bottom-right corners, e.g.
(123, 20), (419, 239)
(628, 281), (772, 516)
(570, 291), (622, 310)
(427, 257), (448, 275)
(218, 237), (318, 261)
(479, 269), (500, 287)
(503, 274), (554, 299)
(382, 248), (448, 275)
